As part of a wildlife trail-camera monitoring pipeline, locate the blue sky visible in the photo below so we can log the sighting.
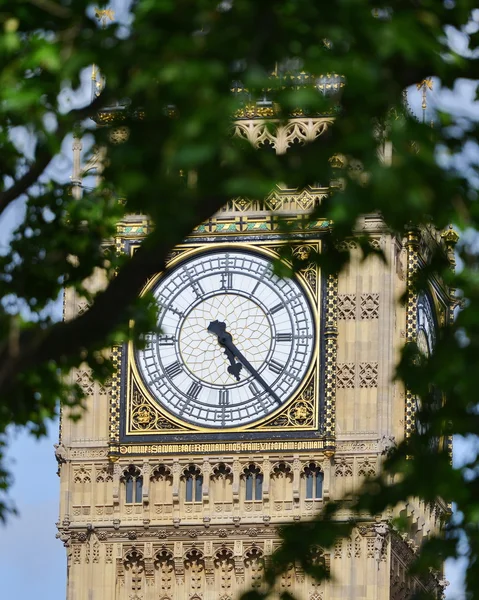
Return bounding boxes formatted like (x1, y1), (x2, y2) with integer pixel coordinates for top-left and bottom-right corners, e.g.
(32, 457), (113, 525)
(1, 425), (66, 599)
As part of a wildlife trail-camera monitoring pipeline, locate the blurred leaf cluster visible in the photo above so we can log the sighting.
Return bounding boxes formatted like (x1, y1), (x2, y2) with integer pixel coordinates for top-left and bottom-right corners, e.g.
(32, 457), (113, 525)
(1, 0), (479, 596)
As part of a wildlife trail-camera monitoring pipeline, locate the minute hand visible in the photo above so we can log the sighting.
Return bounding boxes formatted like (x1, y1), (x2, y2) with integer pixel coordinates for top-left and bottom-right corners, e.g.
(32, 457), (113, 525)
(222, 339), (282, 406)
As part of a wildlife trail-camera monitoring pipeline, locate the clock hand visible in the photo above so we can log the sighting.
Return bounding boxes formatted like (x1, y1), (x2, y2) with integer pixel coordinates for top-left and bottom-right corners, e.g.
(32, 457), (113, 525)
(207, 320), (282, 406)
(207, 320), (242, 381)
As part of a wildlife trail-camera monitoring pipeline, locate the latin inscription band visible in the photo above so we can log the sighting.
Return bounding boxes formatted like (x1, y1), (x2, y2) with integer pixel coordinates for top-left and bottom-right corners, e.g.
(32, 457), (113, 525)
(119, 439), (326, 455)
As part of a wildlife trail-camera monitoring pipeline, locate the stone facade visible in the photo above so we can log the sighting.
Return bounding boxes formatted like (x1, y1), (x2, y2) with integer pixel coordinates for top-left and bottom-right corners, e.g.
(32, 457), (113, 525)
(57, 121), (452, 599)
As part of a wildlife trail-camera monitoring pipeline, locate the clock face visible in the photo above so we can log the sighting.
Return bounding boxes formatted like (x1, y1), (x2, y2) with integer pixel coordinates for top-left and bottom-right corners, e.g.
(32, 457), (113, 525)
(135, 249), (315, 428)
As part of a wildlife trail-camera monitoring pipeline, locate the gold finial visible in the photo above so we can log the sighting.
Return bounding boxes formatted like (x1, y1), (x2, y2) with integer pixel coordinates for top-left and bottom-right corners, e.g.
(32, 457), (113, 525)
(416, 78), (433, 122)
(94, 7), (115, 28)
(441, 225), (459, 246)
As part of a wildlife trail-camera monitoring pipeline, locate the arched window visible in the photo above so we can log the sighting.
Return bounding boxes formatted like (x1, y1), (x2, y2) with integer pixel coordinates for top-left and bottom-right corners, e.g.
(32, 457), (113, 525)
(271, 462), (293, 507)
(150, 465), (173, 506)
(211, 463), (233, 504)
(303, 462), (323, 500)
(123, 466), (143, 504)
(183, 465), (203, 502)
(243, 464), (263, 501)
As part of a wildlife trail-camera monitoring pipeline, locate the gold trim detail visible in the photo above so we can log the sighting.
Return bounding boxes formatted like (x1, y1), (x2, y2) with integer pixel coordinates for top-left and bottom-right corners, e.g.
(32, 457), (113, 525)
(258, 372), (316, 428)
(405, 229), (420, 439)
(323, 273), (338, 443)
(108, 344), (122, 458)
(119, 439), (327, 456)
(123, 240), (322, 436)
(225, 186), (329, 213)
(129, 380), (193, 433)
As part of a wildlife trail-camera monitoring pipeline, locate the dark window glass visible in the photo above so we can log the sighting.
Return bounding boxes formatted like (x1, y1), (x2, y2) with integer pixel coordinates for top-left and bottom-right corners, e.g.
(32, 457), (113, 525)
(186, 477), (193, 502)
(135, 477), (143, 503)
(306, 473), (314, 499)
(315, 472), (323, 499)
(195, 475), (203, 502)
(255, 473), (263, 500)
(245, 474), (253, 501)
(126, 477), (134, 504)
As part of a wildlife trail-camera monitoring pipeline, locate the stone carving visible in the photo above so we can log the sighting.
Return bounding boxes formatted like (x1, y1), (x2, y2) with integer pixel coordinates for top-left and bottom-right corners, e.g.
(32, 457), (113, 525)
(233, 117), (333, 155)
(354, 534), (362, 558)
(359, 362), (378, 388)
(337, 294), (356, 320)
(77, 300), (90, 316)
(334, 458), (353, 477)
(73, 467), (91, 484)
(358, 458), (377, 478)
(244, 547), (264, 589)
(185, 549), (205, 592)
(75, 369), (109, 396)
(124, 549), (145, 593)
(155, 549), (174, 593)
(215, 548), (234, 593)
(360, 293), (379, 319)
(54, 443), (67, 465)
(93, 540), (100, 563)
(380, 435), (397, 456)
(336, 363), (355, 388)
(374, 523), (389, 562)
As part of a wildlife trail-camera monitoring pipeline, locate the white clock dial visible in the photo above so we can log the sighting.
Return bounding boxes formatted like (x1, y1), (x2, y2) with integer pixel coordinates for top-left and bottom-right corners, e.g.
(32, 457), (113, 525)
(135, 249), (315, 428)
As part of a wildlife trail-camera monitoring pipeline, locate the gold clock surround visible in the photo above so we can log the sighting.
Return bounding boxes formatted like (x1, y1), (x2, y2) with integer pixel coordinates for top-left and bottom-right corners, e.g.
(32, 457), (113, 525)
(108, 229), (338, 457)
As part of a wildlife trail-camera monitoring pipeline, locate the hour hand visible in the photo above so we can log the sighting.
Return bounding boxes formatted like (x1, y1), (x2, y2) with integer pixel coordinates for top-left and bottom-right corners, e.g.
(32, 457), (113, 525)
(207, 320), (242, 381)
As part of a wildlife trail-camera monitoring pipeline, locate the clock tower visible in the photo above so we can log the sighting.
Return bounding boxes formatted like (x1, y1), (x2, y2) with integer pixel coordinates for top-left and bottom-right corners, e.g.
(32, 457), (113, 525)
(57, 109), (454, 599)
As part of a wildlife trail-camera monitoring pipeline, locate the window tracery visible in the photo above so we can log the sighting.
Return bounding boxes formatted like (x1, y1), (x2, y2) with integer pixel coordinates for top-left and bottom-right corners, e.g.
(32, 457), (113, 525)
(271, 462), (293, 508)
(182, 465), (203, 503)
(122, 465), (143, 504)
(211, 463), (233, 507)
(214, 548), (235, 593)
(155, 548), (174, 594)
(124, 549), (145, 594)
(243, 464), (263, 501)
(244, 547), (264, 589)
(150, 465), (173, 510)
(184, 548), (205, 593)
(303, 462), (323, 500)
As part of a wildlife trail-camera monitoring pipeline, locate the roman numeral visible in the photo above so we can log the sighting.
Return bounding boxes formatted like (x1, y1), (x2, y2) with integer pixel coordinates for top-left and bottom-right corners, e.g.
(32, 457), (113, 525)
(187, 381), (202, 399)
(168, 305), (184, 318)
(158, 335), (175, 345)
(221, 272), (233, 289)
(270, 303), (284, 315)
(165, 361), (182, 379)
(249, 381), (260, 396)
(275, 332), (293, 342)
(219, 389), (230, 406)
(269, 359), (284, 375)
(192, 280), (205, 297)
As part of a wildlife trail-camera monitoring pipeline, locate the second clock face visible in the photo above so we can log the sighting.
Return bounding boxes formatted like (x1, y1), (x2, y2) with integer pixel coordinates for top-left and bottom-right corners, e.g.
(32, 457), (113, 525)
(135, 249), (315, 428)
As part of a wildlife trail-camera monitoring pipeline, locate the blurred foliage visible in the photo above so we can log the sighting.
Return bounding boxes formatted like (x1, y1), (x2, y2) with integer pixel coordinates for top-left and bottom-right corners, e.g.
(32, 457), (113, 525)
(1, 0), (479, 597)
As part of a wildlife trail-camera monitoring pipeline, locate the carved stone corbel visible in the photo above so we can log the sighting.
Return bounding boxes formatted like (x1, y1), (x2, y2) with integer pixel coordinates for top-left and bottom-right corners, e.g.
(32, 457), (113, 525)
(172, 460), (180, 505)
(141, 461), (151, 504)
(292, 457), (301, 503)
(232, 460), (241, 502)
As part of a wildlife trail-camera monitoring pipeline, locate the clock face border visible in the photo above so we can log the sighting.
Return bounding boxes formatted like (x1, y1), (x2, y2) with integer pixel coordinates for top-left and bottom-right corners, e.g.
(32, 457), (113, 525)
(132, 247), (316, 429)
(117, 238), (330, 442)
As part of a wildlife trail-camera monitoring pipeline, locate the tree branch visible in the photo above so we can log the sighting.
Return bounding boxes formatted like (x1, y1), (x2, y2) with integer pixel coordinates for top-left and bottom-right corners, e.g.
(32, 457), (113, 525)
(0, 191), (229, 396)
(0, 94), (107, 217)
